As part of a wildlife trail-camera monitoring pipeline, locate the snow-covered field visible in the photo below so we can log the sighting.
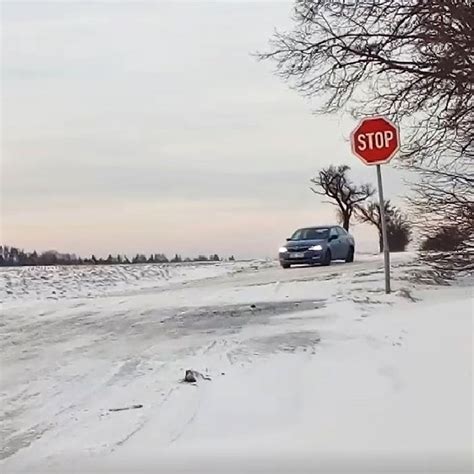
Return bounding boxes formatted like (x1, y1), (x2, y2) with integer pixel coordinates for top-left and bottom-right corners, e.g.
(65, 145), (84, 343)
(1, 255), (472, 473)
(0, 261), (267, 304)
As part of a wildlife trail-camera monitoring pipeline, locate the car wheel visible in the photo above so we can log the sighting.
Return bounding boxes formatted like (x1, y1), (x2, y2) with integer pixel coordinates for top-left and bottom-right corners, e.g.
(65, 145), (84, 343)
(321, 250), (331, 266)
(281, 263), (291, 269)
(345, 246), (354, 263)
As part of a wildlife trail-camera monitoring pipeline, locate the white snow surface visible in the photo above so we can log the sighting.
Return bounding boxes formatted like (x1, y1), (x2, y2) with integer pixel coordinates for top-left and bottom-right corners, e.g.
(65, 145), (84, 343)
(1, 254), (472, 473)
(0, 261), (266, 304)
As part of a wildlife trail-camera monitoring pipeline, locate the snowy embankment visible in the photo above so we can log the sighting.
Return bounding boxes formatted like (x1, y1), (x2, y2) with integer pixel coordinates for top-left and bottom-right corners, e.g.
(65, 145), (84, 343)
(0, 260), (267, 304)
(0, 254), (472, 473)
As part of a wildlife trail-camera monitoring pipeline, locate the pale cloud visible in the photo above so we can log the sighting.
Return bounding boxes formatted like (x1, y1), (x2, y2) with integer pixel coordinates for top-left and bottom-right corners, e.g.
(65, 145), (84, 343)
(1, 1), (410, 258)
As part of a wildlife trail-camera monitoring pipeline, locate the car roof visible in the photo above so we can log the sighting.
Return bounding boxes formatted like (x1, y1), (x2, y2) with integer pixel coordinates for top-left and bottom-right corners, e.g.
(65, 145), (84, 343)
(296, 225), (336, 229)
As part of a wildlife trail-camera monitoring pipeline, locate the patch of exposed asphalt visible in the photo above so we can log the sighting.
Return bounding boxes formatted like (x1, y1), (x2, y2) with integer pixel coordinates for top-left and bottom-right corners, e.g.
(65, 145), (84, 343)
(165, 299), (327, 335)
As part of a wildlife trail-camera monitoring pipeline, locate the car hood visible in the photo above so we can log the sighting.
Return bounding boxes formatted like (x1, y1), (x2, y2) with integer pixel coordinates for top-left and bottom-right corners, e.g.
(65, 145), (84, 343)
(285, 239), (327, 249)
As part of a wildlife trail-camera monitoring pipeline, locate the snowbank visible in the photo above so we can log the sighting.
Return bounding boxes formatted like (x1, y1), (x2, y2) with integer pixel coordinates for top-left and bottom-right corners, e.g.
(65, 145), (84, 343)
(0, 261), (258, 304)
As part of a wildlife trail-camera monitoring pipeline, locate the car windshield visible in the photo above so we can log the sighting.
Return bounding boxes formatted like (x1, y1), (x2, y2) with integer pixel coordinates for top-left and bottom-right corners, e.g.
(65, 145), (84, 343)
(290, 228), (329, 241)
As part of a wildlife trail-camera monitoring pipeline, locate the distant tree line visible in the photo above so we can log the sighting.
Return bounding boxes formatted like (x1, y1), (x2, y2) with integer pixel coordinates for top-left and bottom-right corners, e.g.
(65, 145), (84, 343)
(0, 246), (236, 267)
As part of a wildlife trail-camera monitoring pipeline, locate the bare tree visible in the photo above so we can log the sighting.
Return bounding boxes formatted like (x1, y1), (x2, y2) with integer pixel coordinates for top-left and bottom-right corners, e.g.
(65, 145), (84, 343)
(310, 165), (374, 230)
(259, 0), (473, 267)
(356, 200), (411, 252)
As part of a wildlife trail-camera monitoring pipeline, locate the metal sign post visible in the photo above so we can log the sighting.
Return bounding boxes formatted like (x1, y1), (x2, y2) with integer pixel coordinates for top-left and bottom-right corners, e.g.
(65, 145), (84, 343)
(376, 164), (391, 294)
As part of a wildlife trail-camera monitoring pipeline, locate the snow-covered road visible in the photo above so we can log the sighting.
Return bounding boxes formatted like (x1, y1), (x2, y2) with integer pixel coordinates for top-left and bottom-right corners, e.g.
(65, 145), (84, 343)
(1, 255), (472, 473)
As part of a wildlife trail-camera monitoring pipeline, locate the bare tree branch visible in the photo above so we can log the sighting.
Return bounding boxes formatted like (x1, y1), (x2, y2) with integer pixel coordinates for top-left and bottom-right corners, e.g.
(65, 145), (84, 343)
(310, 165), (374, 230)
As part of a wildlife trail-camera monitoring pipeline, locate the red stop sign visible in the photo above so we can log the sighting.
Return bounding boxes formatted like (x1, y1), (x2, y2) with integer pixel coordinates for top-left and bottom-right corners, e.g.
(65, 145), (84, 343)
(351, 116), (400, 165)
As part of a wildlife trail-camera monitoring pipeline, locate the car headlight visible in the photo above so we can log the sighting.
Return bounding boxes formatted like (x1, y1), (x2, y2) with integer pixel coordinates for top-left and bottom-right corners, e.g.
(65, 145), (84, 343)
(309, 245), (323, 251)
(278, 247), (288, 253)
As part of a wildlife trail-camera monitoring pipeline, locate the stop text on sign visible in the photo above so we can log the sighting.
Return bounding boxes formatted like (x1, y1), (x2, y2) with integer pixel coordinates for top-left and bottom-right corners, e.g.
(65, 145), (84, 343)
(356, 130), (394, 151)
(350, 116), (400, 165)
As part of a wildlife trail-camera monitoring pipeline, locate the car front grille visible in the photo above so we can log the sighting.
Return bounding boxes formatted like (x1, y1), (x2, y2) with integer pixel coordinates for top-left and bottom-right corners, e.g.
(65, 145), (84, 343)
(288, 246), (310, 252)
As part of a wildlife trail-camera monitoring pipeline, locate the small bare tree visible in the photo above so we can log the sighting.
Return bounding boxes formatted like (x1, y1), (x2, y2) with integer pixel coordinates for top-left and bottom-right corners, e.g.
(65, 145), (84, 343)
(310, 165), (374, 230)
(356, 200), (411, 252)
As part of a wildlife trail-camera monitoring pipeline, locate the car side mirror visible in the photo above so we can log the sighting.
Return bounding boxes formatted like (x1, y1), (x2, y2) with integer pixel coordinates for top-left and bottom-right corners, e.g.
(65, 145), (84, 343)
(328, 235), (337, 242)
(286, 238), (291, 241)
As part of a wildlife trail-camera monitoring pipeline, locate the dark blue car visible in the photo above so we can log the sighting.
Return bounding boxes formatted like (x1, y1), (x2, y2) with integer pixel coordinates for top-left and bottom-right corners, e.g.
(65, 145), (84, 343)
(279, 225), (355, 268)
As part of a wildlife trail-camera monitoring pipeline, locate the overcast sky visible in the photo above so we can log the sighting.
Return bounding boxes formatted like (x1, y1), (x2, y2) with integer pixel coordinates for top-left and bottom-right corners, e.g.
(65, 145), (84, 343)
(1, 1), (410, 258)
